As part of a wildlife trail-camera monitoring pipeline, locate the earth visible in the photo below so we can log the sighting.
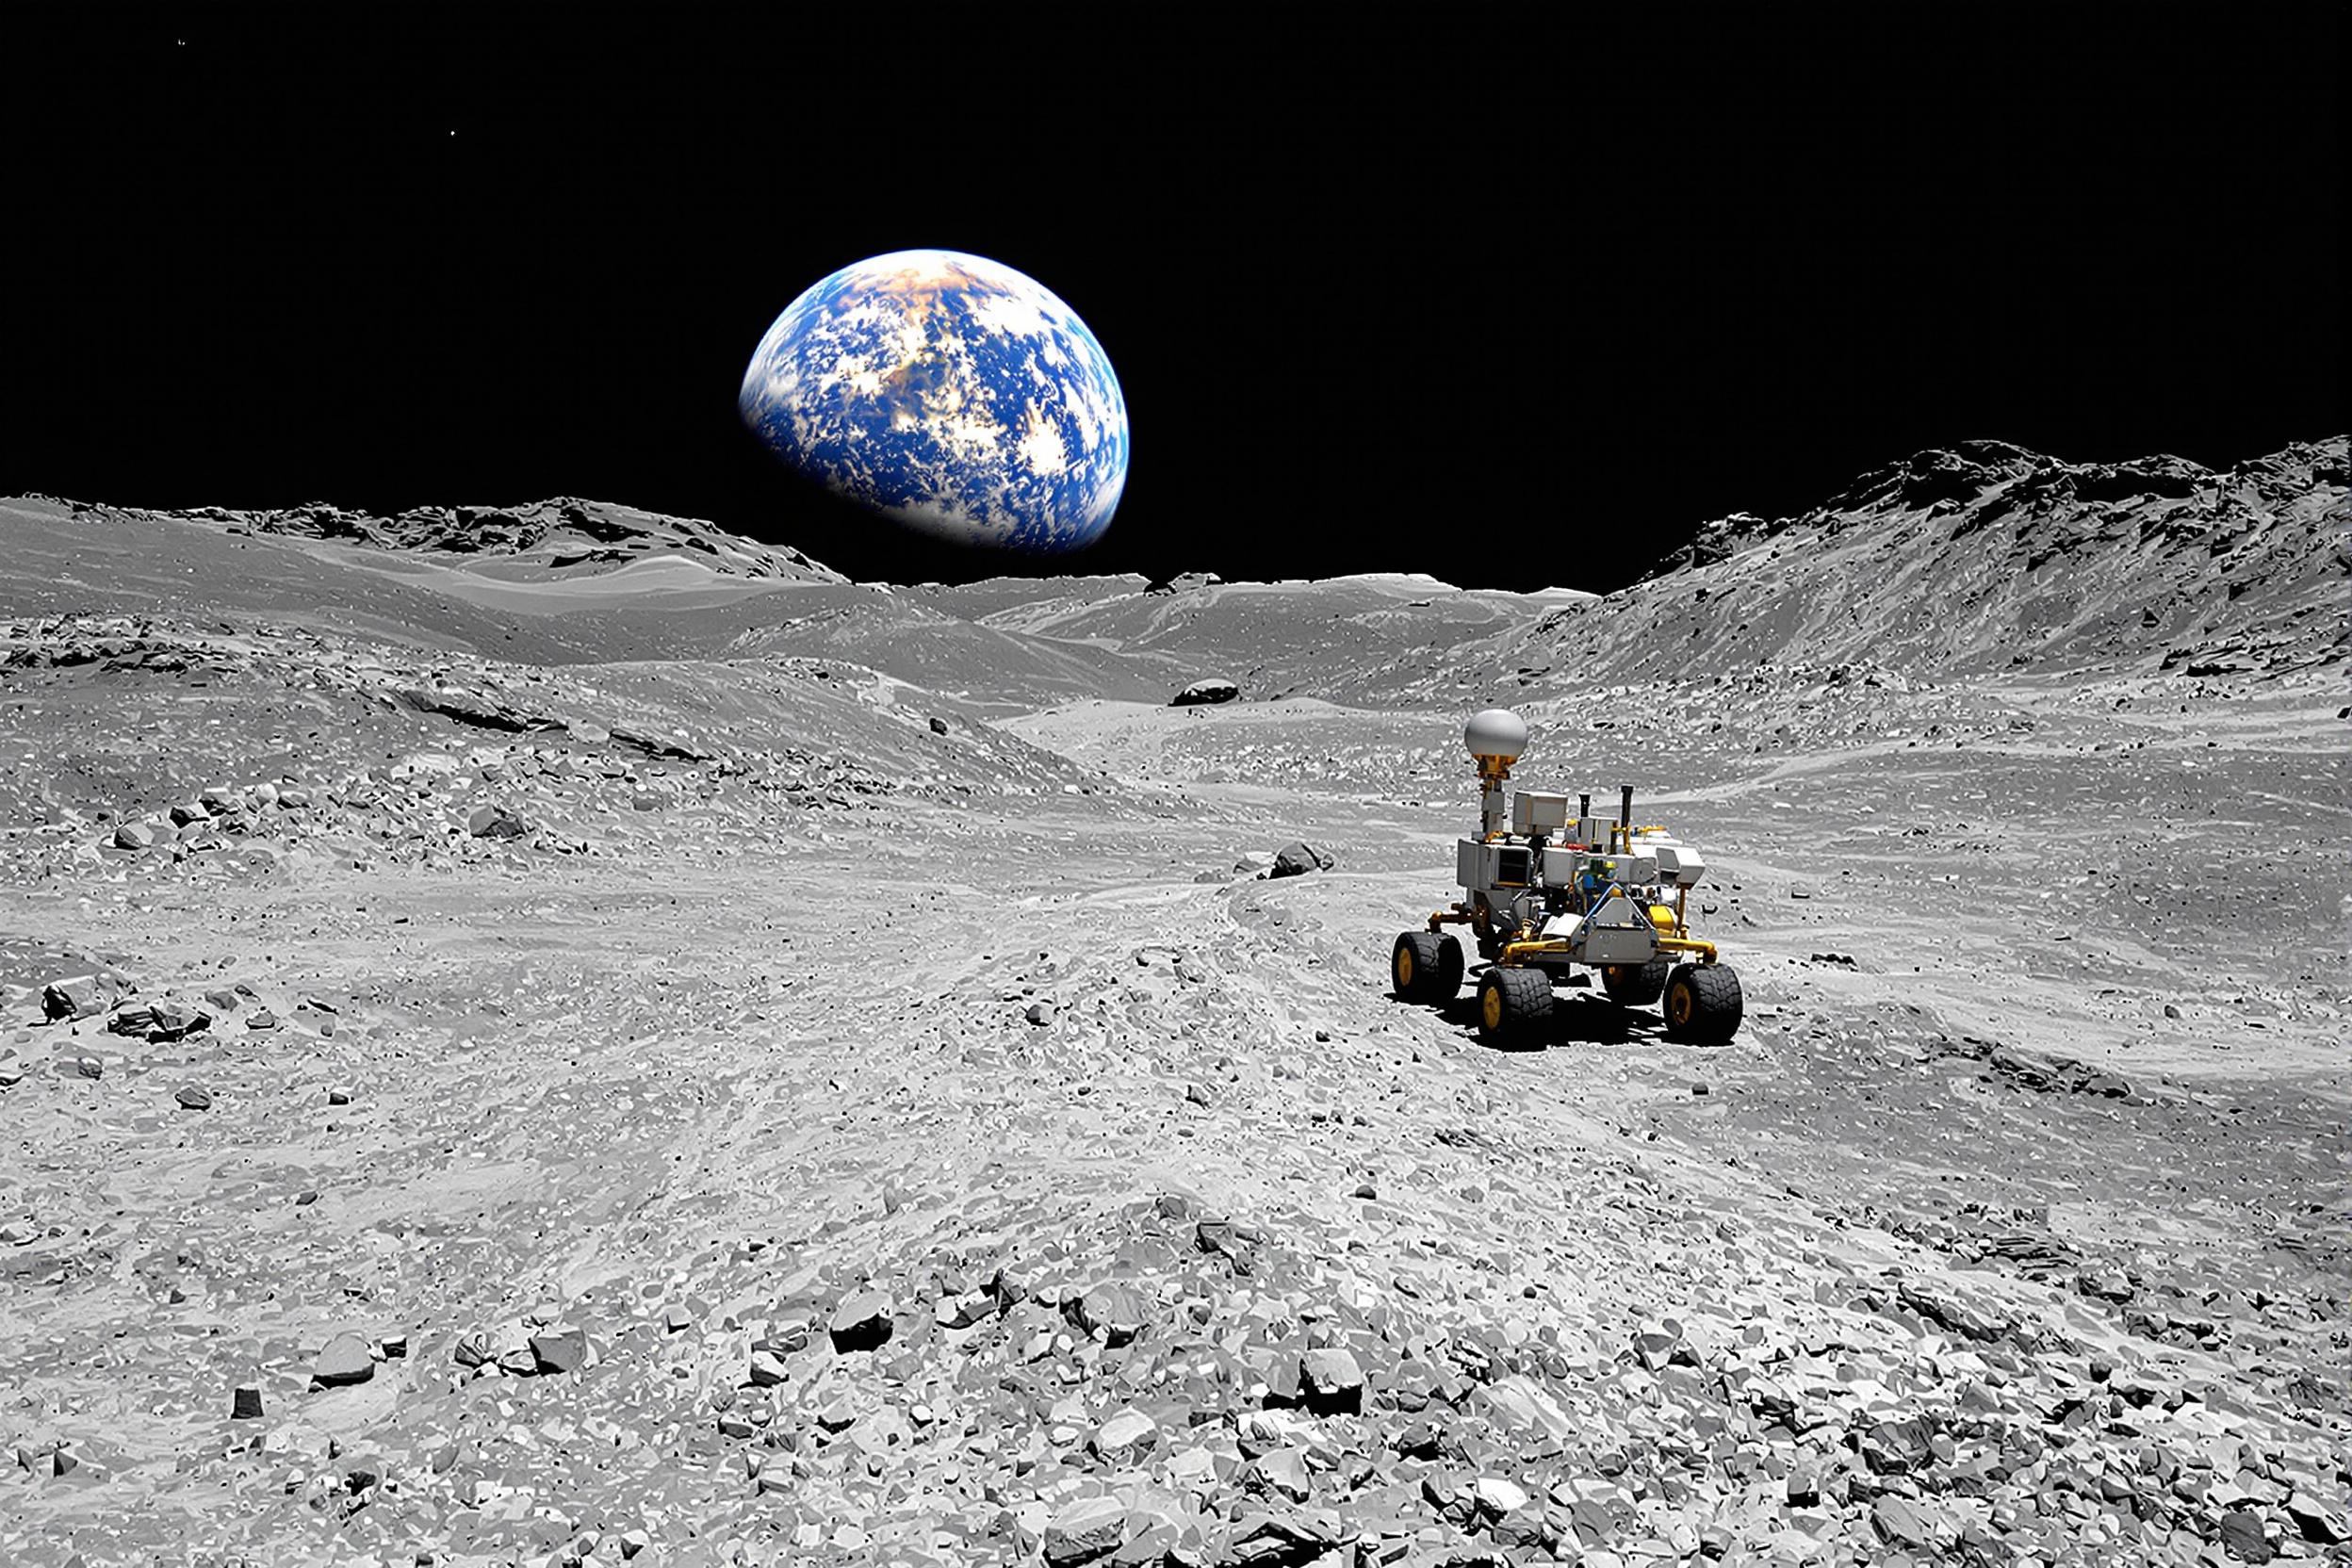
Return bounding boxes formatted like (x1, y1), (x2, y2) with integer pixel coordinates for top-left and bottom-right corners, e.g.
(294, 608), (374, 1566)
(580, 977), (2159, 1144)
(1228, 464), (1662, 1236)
(739, 251), (1130, 553)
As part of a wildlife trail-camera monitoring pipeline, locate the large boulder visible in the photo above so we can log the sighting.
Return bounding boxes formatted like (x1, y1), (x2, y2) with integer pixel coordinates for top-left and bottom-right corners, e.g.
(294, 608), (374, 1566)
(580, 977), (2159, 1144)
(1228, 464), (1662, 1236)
(1170, 678), (1239, 707)
(1268, 842), (1333, 878)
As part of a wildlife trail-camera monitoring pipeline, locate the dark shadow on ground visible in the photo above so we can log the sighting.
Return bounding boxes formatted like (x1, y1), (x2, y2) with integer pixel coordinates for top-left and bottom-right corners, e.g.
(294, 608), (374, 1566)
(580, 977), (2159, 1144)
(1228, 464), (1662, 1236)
(1405, 980), (1683, 1052)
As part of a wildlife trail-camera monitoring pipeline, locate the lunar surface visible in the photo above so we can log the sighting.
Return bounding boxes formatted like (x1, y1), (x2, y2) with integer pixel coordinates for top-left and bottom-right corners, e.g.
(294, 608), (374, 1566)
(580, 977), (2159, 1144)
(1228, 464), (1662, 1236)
(0, 441), (2344, 1565)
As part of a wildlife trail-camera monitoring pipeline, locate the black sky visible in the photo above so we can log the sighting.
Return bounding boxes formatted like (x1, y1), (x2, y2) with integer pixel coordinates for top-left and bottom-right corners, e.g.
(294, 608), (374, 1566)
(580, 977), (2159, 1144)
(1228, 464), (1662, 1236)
(6, 5), (2342, 590)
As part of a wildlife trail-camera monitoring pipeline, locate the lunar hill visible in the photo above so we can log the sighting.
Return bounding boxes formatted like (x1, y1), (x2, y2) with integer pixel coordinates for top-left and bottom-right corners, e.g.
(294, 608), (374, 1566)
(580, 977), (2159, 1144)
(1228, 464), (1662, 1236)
(0, 437), (2343, 1565)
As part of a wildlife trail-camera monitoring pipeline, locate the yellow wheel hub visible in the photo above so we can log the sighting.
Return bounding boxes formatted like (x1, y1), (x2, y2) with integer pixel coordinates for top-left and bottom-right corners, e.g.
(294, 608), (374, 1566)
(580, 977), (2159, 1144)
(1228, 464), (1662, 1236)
(1395, 948), (1414, 987)
(1481, 984), (1504, 1030)
(1668, 984), (1692, 1025)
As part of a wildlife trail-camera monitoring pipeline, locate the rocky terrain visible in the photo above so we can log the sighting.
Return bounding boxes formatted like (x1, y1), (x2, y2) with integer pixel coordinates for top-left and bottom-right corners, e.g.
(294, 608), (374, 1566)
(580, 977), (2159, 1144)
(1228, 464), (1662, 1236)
(0, 440), (2344, 1567)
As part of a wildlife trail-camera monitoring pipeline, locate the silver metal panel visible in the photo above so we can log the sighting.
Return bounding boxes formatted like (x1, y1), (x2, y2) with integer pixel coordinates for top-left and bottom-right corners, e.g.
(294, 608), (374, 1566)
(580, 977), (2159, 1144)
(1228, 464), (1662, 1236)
(1512, 791), (1570, 834)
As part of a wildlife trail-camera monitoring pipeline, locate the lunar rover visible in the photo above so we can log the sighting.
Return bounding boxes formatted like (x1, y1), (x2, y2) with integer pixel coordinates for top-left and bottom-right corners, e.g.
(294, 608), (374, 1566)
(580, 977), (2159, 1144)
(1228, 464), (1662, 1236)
(1389, 708), (1743, 1046)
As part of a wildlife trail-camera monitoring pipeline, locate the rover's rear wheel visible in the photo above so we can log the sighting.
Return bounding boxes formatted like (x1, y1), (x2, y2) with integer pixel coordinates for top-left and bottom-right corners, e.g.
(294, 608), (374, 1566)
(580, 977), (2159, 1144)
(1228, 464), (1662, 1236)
(1664, 963), (1743, 1043)
(1392, 931), (1445, 1003)
(1432, 934), (1464, 1001)
(1602, 957), (1671, 1007)
(1476, 966), (1553, 1048)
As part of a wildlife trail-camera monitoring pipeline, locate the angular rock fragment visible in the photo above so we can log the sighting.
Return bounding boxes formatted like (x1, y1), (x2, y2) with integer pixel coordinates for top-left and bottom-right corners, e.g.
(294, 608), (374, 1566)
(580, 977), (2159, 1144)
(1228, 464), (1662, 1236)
(1476, 1374), (1574, 1441)
(1268, 841), (1332, 878)
(173, 1085), (214, 1111)
(1225, 1509), (1343, 1566)
(1298, 1347), (1364, 1413)
(1043, 1495), (1128, 1567)
(466, 803), (528, 839)
(530, 1325), (589, 1374)
(1170, 678), (1239, 707)
(1474, 1475), (1529, 1518)
(1067, 1282), (1147, 1347)
(311, 1333), (375, 1387)
(1092, 1407), (1158, 1462)
(1871, 1494), (1937, 1550)
(41, 974), (118, 1021)
(934, 1290), (994, 1330)
(2286, 1493), (2347, 1544)
(2219, 1508), (2276, 1561)
(828, 1289), (894, 1352)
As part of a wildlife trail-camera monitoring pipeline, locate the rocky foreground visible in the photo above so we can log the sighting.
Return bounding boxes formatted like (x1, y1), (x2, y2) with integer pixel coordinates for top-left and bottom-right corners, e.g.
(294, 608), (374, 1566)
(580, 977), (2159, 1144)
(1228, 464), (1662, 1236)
(0, 451), (2344, 1567)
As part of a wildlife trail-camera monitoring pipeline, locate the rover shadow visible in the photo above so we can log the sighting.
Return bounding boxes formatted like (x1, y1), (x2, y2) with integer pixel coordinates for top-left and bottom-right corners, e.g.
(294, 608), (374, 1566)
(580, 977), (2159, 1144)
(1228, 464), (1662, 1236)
(1430, 984), (1676, 1053)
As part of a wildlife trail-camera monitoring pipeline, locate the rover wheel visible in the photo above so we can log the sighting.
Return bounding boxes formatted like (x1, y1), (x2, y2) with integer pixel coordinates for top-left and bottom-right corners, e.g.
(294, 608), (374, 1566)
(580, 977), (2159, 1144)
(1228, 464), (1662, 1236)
(1476, 966), (1554, 1048)
(1432, 934), (1465, 1001)
(1392, 931), (1446, 1003)
(1602, 956), (1671, 1008)
(1664, 963), (1743, 1043)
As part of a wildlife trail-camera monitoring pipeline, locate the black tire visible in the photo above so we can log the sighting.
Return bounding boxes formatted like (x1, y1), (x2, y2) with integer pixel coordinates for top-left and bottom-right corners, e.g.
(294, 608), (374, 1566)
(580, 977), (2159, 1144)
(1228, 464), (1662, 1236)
(1392, 931), (1445, 1003)
(1664, 963), (1743, 1043)
(1602, 956), (1671, 1007)
(1432, 934), (1465, 1001)
(1476, 966), (1554, 1047)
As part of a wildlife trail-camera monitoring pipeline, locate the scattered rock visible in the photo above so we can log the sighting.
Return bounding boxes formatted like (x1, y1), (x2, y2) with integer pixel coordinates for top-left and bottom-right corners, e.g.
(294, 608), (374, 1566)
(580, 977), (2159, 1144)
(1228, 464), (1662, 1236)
(173, 1085), (214, 1112)
(1225, 1508), (1342, 1566)
(230, 1384), (264, 1419)
(1067, 1281), (1148, 1347)
(828, 1289), (894, 1352)
(41, 974), (118, 1021)
(1043, 1495), (1128, 1567)
(1298, 1347), (1364, 1413)
(2286, 1493), (2347, 1544)
(1171, 678), (1239, 707)
(529, 1325), (589, 1375)
(1092, 1406), (1158, 1460)
(466, 803), (528, 839)
(1871, 1494), (1936, 1550)
(2218, 1508), (2274, 1563)
(311, 1333), (375, 1388)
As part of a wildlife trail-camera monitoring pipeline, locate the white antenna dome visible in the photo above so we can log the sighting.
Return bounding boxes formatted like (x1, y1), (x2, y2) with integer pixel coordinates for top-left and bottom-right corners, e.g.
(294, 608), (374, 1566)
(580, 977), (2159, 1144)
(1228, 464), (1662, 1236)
(1463, 708), (1528, 763)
